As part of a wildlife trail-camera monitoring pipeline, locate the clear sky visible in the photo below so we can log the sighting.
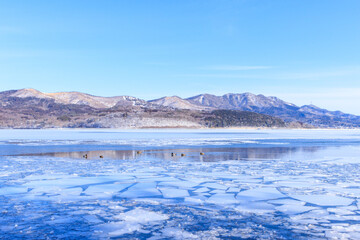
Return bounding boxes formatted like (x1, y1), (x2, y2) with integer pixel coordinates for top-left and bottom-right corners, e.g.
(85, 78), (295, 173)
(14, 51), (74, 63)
(1, 0), (360, 114)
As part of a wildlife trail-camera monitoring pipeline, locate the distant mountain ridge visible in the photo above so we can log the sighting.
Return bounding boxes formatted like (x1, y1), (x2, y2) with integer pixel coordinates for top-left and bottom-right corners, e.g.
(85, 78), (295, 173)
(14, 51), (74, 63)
(182, 93), (359, 127)
(187, 93), (297, 110)
(149, 96), (213, 111)
(0, 88), (359, 128)
(7, 88), (146, 109)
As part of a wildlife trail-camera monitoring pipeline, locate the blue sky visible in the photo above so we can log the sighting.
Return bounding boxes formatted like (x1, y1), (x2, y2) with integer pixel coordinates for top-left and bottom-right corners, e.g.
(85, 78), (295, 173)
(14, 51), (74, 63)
(1, 0), (360, 114)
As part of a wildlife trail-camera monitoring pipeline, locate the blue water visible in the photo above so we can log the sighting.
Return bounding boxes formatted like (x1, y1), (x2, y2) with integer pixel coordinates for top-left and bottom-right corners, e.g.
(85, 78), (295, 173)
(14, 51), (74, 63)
(1, 129), (360, 239)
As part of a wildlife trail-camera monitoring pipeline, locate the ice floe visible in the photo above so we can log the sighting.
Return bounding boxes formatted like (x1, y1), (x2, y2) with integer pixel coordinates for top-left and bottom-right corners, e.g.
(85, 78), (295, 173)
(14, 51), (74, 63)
(1, 129), (360, 239)
(159, 188), (189, 198)
(236, 187), (285, 202)
(289, 194), (353, 206)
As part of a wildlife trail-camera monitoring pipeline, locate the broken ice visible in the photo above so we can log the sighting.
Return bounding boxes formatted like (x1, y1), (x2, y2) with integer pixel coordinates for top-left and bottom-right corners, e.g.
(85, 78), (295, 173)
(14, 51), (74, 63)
(1, 129), (360, 239)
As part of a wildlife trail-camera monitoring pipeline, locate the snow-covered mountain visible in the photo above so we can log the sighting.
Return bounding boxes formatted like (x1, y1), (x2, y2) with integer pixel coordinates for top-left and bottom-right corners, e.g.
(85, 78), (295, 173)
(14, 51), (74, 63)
(149, 96), (212, 110)
(151, 93), (360, 128)
(186, 93), (297, 111)
(7, 88), (147, 109)
(0, 89), (359, 128)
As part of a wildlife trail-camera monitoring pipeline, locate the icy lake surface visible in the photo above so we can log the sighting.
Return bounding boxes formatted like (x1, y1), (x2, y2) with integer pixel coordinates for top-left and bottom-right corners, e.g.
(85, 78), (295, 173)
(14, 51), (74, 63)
(1, 129), (360, 239)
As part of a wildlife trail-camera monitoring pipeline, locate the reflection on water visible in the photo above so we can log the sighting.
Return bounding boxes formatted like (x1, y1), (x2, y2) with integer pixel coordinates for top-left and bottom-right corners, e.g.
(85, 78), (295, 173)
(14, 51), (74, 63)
(24, 146), (326, 162)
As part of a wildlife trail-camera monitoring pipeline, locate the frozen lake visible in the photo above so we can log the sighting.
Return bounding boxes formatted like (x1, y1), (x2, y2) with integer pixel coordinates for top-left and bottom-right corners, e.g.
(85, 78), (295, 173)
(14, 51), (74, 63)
(1, 129), (360, 239)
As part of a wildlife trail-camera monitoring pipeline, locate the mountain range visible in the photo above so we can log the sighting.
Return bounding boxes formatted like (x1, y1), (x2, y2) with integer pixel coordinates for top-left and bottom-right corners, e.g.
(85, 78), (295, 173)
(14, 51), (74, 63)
(0, 88), (358, 129)
(150, 92), (360, 128)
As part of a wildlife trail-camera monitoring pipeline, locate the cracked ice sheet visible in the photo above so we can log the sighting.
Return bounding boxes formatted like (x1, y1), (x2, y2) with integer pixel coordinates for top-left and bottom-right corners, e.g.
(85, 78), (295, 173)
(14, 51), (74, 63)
(84, 183), (133, 198)
(275, 204), (318, 215)
(23, 176), (117, 189)
(23, 187), (84, 202)
(159, 188), (189, 198)
(2, 130), (360, 239)
(118, 182), (162, 198)
(289, 194), (354, 206)
(0, 186), (29, 195)
(206, 193), (239, 204)
(235, 202), (276, 214)
(157, 181), (199, 189)
(202, 182), (228, 190)
(236, 187), (285, 202)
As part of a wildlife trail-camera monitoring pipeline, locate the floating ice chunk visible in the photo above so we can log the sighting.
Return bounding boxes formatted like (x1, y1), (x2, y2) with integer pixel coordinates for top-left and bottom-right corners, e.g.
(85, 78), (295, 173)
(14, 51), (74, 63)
(328, 207), (357, 215)
(206, 193), (239, 204)
(325, 228), (350, 239)
(235, 202), (275, 214)
(0, 187), (28, 195)
(24, 176), (111, 189)
(58, 187), (84, 196)
(226, 187), (241, 193)
(45, 187), (84, 202)
(158, 181), (198, 189)
(209, 189), (225, 194)
(85, 183), (132, 195)
(293, 209), (330, 222)
(27, 186), (62, 194)
(330, 224), (360, 233)
(115, 208), (168, 223)
(289, 194), (353, 206)
(118, 182), (161, 198)
(193, 187), (210, 193)
(268, 198), (305, 205)
(140, 177), (178, 182)
(342, 215), (360, 221)
(334, 187), (360, 198)
(24, 187), (83, 202)
(275, 204), (317, 215)
(236, 187), (285, 202)
(102, 174), (135, 181)
(183, 177), (212, 184)
(159, 188), (189, 198)
(275, 180), (318, 188)
(233, 176), (262, 183)
(23, 174), (74, 181)
(325, 214), (354, 221)
(202, 182), (228, 190)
